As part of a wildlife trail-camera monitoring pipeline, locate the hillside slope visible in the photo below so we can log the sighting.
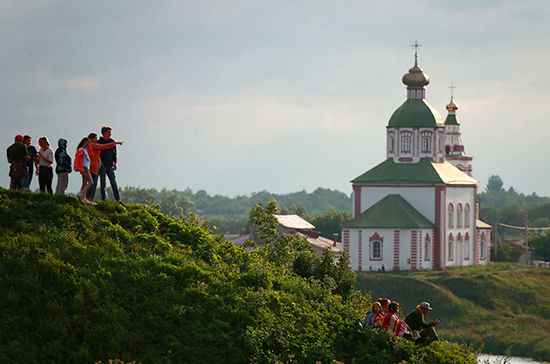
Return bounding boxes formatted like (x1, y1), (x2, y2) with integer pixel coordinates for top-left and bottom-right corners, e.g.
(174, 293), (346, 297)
(356, 269), (550, 362)
(0, 189), (475, 364)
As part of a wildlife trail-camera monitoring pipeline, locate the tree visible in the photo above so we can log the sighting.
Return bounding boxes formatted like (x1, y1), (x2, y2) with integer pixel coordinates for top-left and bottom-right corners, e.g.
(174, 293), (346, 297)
(310, 206), (353, 241)
(529, 231), (550, 261)
(159, 188), (194, 218)
(486, 175), (504, 193)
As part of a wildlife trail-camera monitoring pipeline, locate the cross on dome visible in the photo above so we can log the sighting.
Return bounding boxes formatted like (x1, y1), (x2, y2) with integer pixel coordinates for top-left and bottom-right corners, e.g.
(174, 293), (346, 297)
(411, 40), (421, 56)
(449, 83), (456, 97)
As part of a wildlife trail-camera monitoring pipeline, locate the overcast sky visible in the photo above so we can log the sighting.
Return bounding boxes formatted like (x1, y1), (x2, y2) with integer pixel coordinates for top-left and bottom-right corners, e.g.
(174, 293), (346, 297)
(2, 0), (549, 199)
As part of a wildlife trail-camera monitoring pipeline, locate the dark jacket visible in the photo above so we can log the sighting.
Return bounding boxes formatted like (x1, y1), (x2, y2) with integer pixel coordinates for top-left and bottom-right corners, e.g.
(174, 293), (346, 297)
(404, 307), (435, 331)
(55, 138), (72, 174)
(7, 143), (29, 170)
(98, 137), (117, 168)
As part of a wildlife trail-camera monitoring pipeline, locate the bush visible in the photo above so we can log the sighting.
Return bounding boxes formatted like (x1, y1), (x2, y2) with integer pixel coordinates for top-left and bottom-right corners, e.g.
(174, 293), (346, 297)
(0, 189), (477, 364)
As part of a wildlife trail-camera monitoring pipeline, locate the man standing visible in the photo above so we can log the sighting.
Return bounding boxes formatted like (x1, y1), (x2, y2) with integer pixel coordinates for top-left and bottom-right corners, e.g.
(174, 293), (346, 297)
(98, 126), (122, 203)
(6, 135), (31, 190)
(23, 135), (38, 189)
(87, 132), (122, 203)
(404, 301), (440, 345)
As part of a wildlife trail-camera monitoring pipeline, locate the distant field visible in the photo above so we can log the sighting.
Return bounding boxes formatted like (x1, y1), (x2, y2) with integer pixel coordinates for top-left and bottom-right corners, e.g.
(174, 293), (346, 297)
(355, 264), (550, 362)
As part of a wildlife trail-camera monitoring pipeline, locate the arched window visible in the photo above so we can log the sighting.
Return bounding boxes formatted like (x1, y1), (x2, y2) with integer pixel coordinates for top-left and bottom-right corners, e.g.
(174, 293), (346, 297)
(370, 233), (383, 261)
(457, 204), (463, 228)
(481, 234), (486, 259)
(448, 240), (454, 260)
(389, 137), (394, 152)
(448, 204), (454, 228)
(465, 204), (470, 228)
(464, 236), (470, 260)
(403, 137), (410, 152)
(422, 137), (430, 152)
(424, 234), (431, 261)
(445, 145), (450, 154)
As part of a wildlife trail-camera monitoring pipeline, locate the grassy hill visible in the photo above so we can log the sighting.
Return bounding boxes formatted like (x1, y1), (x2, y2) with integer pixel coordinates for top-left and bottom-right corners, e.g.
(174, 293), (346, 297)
(356, 266), (550, 362)
(0, 189), (476, 364)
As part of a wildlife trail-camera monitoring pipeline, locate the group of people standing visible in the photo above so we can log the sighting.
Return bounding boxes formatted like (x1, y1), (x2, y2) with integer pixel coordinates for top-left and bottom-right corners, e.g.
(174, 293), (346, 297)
(363, 298), (440, 346)
(6, 126), (123, 205)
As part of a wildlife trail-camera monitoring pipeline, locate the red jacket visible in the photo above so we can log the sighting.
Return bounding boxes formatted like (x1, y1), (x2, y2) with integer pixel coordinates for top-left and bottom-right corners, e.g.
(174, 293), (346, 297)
(88, 141), (116, 175)
(74, 148), (90, 173)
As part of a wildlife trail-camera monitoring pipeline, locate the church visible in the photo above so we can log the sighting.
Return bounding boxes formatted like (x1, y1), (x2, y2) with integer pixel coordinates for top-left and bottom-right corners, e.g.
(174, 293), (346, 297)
(341, 50), (491, 271)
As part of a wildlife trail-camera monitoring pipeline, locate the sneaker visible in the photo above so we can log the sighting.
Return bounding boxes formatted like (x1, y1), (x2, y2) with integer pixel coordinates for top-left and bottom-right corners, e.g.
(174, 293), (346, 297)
(77, 191), (84, 202)
(117, 200), (126, 207)
(87, 199), (97, 206)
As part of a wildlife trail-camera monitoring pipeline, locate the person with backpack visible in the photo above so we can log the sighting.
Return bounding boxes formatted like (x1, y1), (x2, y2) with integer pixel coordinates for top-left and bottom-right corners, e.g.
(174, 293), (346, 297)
(74, 137), (93, 204)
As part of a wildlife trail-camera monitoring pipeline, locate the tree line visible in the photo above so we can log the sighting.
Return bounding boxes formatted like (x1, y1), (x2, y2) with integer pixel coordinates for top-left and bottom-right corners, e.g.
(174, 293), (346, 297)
(105, 185), (353, 238)
(478, 175), (550, 262)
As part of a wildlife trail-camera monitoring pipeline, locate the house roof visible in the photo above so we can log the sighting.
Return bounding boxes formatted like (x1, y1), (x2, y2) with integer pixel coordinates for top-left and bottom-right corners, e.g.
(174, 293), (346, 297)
(274, 214), (315, 230)
(351, 157), (478, 186)
(293, 232), (341, 253)
(341, 194), (436, 229)
(476, 219), (492, 229)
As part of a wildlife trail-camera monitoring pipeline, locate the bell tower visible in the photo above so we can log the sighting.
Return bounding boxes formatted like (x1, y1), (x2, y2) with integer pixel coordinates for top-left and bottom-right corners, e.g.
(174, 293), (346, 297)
(444, 87), (473, 176)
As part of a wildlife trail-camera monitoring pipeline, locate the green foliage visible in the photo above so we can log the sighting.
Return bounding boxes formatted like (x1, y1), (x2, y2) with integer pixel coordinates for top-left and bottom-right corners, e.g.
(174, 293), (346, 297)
(356, 267), (550, 362)
(0, 188), (477, 363)
(529, 231), (550, 261)
(490, 243), (523, 263)
(106, 186), (195, 219)
(182, 187), (352, 216)
(309, 207), (353, 242)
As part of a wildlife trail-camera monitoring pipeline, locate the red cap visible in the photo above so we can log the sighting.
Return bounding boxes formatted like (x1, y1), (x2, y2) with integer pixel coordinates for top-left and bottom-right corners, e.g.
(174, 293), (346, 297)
(15, 135), (24, 141)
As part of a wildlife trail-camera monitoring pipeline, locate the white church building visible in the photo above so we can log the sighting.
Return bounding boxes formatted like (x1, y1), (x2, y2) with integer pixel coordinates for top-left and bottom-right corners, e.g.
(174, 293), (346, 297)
(342, 52), (491, 272)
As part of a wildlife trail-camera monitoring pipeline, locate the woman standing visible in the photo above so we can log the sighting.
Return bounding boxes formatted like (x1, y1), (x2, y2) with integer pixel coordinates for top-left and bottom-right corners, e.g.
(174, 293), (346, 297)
(37, 137), (54, 193)
(74, 137), (94, 204)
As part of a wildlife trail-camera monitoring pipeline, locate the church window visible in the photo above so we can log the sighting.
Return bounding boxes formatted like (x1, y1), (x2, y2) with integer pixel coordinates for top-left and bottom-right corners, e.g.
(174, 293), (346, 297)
(372, 241), (381, 259)
(448, 204), (454, 228)
(457, 204), (463, 228)
(402, 137), (410, 152)
(465, 204), (471, 228)
(448, 240), (454, 260)
(424, 235), (431, 261)
(369, 233), (383, 261)
(454, 145), (460, 152)
(389, 137), (394, 151)
(481, 234), (487, 259)
(422, 137), (430, 152)
(445, 145), (450, 154)
(464, 237), (470, 260)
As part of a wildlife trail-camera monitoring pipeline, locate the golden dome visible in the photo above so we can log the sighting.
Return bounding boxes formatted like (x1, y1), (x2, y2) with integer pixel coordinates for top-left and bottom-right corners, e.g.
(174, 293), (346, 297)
(402, 54), (430, 88)
(446, 96), (459, 112)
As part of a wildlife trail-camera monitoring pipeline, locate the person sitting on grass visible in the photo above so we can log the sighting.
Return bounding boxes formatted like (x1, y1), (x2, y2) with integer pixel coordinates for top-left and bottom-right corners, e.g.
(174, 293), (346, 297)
(382, 301), (413, 338)
(404, 301), (440, 345)
(363, 302), (382, 328)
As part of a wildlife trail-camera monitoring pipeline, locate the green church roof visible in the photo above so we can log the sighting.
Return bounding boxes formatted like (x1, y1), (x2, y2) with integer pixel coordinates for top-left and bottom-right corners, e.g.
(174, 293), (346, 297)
(444, 113), (459, 125)
(351, 157), (478, 185)
(342, 194), (436, 229)
(388, 99), (444, 128)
